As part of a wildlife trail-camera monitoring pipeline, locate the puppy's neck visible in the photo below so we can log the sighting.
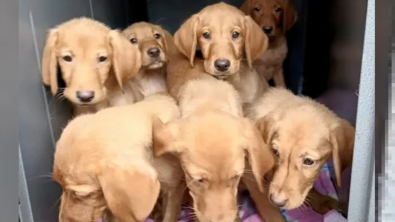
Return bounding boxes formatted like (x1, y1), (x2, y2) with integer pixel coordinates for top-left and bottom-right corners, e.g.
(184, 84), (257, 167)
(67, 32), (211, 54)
(268, 34), (286, 49)
(130, 66), (168, 98)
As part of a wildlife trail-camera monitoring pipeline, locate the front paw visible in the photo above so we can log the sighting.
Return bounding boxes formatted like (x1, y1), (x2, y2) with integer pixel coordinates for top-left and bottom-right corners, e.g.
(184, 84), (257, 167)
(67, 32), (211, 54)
(309, 195), (340, 215)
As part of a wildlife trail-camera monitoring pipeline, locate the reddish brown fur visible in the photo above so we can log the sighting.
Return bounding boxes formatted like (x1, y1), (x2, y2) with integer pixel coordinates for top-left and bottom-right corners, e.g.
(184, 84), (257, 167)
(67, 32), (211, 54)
(240, 0), (297, 87)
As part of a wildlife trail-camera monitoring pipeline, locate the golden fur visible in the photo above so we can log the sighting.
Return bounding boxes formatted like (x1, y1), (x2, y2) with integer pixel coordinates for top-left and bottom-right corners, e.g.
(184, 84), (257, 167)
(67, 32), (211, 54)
(41, 17), (141, 116)
(168, 2), (270, 104)
(243, 88), (355, 221)
(122, 22), (178, 101)
(153, 76), (274, 222)
(53, 94), (185, 222)
(241, 0), (297, 87)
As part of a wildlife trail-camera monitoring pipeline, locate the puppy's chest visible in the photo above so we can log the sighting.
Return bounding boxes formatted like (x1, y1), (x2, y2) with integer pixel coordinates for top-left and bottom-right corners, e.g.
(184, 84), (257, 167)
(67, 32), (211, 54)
(134, 71), (168, 97)
(258, 44), (287, 66)
(254, 43), (288, 78)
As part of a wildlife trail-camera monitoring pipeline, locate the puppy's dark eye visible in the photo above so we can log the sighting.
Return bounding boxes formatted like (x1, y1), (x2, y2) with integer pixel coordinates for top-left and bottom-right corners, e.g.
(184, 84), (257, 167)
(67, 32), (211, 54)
(254, 7), (260, 12)
(202, 32), (211, 39)
(232, 31), (240, 39)
(271, 144), (279, 157)
(98, 56), (107, 62)
(272, 149), (279, 157)
(62, 55), (72, 62)
(196, 178), (206, 184)
(303, 158), (315, 166)
(154, 33), (161, 39)
(274, 7), (282, 12)
(130, 38), (138, 44)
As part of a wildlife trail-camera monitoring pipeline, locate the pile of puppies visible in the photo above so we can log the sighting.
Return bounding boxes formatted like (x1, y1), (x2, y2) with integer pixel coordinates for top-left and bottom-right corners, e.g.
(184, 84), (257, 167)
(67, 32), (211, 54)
(43, 1), (355, 222)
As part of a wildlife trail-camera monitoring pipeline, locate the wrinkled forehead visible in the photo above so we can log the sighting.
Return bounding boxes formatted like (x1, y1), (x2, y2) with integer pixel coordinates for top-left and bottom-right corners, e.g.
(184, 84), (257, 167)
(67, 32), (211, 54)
(254, 0), (283, 7)
(125, 25), (160, 39)
(198, 7), (245, 29)
(183, 148), (245, 177)
(57, 31), (111, 54)
(275, 123), (332, 156)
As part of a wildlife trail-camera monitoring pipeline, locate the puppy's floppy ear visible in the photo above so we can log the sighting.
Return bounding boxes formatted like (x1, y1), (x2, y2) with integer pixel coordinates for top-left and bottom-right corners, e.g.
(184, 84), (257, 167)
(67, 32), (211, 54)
(109, 30), (142, 90)
(42, 29), (59, 95)
(330, 119), (355, 187)
(255, 113), (276, 144)
(240, 0), (252, 15)
(99, 168), (160, 222)
(244, 16), (269, 68)
(152, 117), (184, 157)
(282, 0), (298, 32)
(174, 14), (199, 67)
(242, 118), (275, 192)
(161, 28), (177, 58)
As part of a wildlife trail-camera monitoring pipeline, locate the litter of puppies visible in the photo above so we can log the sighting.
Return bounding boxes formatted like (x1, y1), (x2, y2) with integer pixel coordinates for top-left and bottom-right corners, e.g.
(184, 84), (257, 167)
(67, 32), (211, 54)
(42, 1), (355, 222)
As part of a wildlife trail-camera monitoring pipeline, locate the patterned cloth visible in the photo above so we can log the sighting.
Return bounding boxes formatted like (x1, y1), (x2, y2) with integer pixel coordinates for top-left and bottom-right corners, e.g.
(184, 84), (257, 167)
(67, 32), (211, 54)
(143, 163), (347, 222)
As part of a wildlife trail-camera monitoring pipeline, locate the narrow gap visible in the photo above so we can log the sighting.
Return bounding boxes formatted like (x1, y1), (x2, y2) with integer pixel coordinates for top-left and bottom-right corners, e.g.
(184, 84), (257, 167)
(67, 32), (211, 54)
(29, 10), (56, 147)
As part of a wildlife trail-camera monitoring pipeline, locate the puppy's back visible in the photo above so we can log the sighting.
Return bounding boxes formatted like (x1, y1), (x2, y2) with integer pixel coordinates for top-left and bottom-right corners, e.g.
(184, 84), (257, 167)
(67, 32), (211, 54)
(55, 94), (180, 169)
(178, 78), (243, 118)
(246, 87), (334, 121)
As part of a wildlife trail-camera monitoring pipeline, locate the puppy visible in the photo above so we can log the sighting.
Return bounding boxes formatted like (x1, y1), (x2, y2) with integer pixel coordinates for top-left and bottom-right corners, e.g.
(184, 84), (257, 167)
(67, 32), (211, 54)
(244, 88), (355, 221)
(169, 2), (270, 104)
(122, 22), (177, 101)
(53, 94), (184, 222)
(241, 0), (297, 88)
(41, 17), (141, 116)
(153, 77), (274, 222)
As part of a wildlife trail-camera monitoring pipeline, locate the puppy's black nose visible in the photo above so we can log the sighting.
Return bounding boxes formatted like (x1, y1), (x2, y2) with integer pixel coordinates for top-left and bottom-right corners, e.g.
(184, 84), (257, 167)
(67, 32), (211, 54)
(214, 59), (230, 72)
(147, 47), (160, 58)
(263, 26), (273, 34)
(76, 91), (94, 103)
(269, 193), (288, 208)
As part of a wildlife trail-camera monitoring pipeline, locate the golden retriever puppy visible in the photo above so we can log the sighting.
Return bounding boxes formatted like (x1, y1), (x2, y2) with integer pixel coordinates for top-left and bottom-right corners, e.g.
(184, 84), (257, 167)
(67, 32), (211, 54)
(153, 77), (274, 222)
(169, 2), (270, 104)
(244, 88), (355, 221)
(41, 17), (141, 116)
(240, 0), (297, 88)
(53, 94), (184, 222)
(122, 22), (177, 101)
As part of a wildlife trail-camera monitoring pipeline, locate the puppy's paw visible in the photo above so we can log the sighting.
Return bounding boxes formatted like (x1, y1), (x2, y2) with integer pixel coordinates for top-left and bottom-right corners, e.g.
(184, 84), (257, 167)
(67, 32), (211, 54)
(309, 195), (340, 215)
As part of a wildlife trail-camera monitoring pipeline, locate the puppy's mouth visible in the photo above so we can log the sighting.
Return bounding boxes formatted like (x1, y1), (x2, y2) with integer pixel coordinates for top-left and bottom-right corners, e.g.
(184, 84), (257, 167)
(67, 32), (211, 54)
(144, 60), (165, 69)
(212, 74), (230, 80)
(76, 103), (95, 107)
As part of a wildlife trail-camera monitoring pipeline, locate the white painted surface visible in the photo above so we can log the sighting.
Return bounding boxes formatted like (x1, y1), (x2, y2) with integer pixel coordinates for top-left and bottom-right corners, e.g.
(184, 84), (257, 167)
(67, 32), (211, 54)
(347, 0), (375, 221)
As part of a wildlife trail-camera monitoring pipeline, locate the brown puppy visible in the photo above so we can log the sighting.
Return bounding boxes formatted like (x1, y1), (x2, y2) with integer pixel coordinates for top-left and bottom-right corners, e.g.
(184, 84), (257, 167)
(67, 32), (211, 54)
(241, 0), (297, 87)
(42, 17), (141, 116)
(123, 22), (177, 101)
(169, 2), (269, 104)
(53, 94), (184, 222)
(244, 88), (355, 221)
(153, 77), (274, 222)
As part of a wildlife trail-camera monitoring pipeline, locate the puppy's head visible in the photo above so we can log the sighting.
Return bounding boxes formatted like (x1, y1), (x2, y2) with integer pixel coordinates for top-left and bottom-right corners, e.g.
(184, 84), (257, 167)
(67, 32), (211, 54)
(42, 17), (141, 106)
(123, 22), (174, 70)
(174, 2), (268, 78)
(53, 116), (160, 222)
(256, 104), (355, 210)
(240, 0), (297, 37)
(153, 111), (274, 222)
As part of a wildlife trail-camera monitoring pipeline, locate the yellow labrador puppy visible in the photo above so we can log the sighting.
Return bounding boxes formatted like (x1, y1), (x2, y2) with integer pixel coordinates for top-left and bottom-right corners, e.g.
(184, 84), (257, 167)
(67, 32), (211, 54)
(42, 17), (141, 115)
(244, 87), (355, 221)
(53, 94), (184, 222)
